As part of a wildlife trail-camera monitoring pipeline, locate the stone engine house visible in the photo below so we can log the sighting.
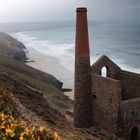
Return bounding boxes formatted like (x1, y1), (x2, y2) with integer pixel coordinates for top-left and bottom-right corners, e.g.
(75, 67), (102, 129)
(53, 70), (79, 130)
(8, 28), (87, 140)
(74, 7), (140, 140)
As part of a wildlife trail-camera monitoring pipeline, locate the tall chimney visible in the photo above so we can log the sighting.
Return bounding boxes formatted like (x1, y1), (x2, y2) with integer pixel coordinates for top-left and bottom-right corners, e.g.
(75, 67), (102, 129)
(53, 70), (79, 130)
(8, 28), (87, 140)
(74, 7), (92, 128)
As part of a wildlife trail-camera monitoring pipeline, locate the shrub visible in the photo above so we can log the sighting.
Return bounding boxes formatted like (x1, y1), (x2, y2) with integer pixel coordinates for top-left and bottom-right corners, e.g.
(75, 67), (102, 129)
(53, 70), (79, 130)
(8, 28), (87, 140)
(0, 113), (60, 140)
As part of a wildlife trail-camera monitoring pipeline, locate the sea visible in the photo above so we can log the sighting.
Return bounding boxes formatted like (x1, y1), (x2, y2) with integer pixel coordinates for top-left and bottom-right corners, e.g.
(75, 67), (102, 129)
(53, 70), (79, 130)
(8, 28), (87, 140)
(0, 21), (140, 74)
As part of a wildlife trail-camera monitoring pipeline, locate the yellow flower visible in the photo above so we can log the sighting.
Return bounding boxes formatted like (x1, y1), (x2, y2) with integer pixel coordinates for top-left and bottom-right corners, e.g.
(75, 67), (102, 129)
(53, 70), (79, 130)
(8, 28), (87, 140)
(1, 113), (5, 118)
(0, 125), (5, 129)
(54, 132), (60, 140)
(0, 113), (60, 140)
(1, 113), (6, 121)
(31, 134), (35, 139)
(6, 128), (12, 134)
(39, 127), (44, 132)
(10, 123), (16, 128)
(1, 117), (5, 121)
(19, 133), (24, 140)
(25, 127), (30, 134)
(10, 132), (15, 138)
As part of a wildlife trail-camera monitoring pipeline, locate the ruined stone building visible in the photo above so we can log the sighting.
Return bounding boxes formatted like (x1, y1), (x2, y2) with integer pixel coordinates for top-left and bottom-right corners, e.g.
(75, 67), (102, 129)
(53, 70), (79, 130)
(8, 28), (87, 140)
(74, 7), (140, 140)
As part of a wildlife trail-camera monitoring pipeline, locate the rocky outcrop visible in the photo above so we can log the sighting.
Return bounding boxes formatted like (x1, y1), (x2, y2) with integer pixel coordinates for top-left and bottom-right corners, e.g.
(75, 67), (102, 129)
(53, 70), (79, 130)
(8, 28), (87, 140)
(15, 40), (26, 49)
(13, 51), (27, 62)
(0, 32), (27, 62)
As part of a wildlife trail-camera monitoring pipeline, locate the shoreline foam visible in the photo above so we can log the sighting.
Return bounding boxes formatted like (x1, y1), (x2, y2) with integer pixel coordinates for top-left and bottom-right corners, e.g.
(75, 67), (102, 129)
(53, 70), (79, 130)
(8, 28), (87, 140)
(26, 47), (74, 99)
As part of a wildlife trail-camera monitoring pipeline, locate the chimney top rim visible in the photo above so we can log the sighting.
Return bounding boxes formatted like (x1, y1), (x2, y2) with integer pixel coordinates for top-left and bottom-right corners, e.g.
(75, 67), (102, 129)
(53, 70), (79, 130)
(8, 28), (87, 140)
(76, 7), (87, 12)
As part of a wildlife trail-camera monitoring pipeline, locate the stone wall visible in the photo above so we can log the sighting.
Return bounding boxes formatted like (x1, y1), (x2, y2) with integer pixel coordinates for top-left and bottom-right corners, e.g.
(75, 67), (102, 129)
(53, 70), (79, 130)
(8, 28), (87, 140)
(118, 98), (140, 137)
(117, 70), (140, 100)
(91, 55), (120, 79)
(91, 74), (121, 133)
(74, 57), (92, 127)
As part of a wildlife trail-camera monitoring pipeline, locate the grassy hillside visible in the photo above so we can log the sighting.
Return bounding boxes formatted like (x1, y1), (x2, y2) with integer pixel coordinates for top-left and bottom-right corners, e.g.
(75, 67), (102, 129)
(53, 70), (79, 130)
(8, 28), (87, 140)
(0, 54), (73, 118)
(0, 32), (73, 126)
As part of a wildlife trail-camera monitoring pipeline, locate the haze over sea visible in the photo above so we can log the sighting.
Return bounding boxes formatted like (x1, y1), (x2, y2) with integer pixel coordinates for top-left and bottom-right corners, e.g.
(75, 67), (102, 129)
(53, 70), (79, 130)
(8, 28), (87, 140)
(0, 21), (140, 76)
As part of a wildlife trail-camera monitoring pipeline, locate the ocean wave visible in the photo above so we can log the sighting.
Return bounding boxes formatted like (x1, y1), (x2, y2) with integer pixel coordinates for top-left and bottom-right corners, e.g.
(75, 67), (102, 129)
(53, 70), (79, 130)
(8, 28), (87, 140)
(11, 32), (75, 72)
(11, 31), (140, 74)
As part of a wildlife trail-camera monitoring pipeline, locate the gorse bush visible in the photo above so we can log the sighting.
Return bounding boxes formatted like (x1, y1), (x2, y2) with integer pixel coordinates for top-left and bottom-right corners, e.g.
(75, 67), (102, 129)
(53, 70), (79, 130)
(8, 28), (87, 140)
(0, 113), (60, 140)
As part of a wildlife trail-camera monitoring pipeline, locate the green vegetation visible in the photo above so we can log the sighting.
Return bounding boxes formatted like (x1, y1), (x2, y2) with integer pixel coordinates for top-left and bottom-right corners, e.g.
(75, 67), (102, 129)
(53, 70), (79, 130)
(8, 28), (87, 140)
(0, 54), (73, 116)
(0, 112), (60, 140)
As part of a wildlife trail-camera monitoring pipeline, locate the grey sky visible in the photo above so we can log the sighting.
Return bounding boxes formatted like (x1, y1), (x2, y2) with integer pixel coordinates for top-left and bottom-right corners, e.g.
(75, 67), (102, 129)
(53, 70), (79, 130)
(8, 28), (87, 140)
(0, 0), (140, 22)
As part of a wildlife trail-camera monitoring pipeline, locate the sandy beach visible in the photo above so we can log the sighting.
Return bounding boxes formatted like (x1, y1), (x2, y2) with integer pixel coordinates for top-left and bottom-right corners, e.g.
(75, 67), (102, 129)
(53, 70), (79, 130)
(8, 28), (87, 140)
(26, 47), (74, 99)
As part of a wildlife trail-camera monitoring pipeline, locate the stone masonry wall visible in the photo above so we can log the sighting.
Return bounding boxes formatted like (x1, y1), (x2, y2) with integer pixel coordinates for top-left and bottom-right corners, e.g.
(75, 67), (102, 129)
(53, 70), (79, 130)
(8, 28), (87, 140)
(91, 74), (121, 133)
(117, 70), (140, 100)
(74, 57), (92, 127)
(91, 55), (120, 79)
(118, 98), (140, 137)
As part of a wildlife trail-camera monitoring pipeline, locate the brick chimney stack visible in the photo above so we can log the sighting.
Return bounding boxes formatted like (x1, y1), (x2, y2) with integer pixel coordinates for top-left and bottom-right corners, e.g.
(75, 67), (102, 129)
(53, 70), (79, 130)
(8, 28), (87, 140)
(74, 7), (92, 128)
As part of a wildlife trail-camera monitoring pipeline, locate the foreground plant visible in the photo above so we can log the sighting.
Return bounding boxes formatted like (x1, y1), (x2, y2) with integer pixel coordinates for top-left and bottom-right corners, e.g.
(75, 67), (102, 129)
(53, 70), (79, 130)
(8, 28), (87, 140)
(0, 113), (60, 140)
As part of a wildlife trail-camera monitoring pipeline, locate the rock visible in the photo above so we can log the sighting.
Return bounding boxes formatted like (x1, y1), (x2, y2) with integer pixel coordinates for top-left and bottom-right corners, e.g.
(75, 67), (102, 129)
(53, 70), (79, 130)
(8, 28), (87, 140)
(13, 51), (27, 62)
(15, 41), (26, 49)
(62, 88), (72, 92)
(0, 32), (27, 62)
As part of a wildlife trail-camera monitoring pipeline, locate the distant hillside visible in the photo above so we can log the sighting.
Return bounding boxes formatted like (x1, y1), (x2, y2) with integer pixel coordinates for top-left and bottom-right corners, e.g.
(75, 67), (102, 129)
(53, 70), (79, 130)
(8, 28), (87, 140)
(0, 32), (27, 62)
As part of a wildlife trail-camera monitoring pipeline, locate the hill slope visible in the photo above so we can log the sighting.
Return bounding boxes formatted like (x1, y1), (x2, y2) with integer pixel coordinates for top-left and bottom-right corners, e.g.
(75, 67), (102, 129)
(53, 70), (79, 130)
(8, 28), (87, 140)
(0, 32), (73, 127)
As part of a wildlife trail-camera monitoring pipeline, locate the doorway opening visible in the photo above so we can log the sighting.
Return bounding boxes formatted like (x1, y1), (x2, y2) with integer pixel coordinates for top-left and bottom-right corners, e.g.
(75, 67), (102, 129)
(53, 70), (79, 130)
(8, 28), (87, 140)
(131, 126), (139, 140)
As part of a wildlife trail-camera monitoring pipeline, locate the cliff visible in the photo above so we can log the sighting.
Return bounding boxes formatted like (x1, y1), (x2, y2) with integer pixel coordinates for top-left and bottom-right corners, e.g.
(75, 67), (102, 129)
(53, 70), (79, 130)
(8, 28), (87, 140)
(0, 32), (73, 127)
(0, 32), (27, 62)
(0, 32), (63, 90)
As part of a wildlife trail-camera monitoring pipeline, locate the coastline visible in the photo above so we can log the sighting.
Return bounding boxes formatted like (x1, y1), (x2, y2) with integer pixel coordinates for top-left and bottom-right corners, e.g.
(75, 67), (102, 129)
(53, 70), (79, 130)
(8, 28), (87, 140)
(26, 47), (74, 99)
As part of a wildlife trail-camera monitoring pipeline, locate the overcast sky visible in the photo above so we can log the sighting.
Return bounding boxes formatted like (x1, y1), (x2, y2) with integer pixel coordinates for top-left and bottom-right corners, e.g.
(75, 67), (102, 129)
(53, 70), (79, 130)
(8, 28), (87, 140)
(0, 0), (140, 23)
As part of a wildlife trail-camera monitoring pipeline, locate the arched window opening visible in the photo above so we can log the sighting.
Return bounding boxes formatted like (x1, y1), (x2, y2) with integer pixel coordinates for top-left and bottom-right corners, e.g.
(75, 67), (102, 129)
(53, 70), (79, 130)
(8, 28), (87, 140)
(131, 126), (139, 140)
(101, 66), (107, 77)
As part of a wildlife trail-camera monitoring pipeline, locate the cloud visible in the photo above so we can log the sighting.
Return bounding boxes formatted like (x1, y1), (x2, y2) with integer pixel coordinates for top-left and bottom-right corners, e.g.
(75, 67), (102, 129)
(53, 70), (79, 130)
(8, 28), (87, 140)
(0, 0), (140, 22)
